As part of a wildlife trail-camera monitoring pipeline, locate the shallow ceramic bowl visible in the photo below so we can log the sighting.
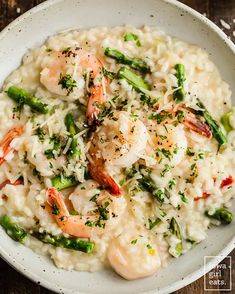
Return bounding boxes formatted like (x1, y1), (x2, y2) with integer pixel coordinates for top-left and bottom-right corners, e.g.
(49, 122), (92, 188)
(0, 0), (234, 293)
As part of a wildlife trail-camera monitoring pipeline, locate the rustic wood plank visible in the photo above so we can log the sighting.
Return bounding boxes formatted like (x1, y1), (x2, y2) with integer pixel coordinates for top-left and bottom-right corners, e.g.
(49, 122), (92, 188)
(180, 0), (209, 15)
(0, 1), (234, 294)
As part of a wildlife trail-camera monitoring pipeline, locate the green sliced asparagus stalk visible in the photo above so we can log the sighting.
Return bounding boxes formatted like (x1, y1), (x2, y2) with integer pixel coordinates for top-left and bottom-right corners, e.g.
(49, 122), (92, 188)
(197, 99), (227, 149)
(173, 64), (186, 102)
(124, 32), (141, 47)
(118, 67), (150, 93)
(0, 215), (28, 243)
(221, 111), (234, 133)
(64, 113), (81, 159)
(205, 208), (233, 224)
(6, 86), (49, 114)
(168, 217), (182, 258)
(105, 47), (150, 73)
(138, 174), (165, 204)
(51, 174), (79, 191)
(32, 231), (95, 253)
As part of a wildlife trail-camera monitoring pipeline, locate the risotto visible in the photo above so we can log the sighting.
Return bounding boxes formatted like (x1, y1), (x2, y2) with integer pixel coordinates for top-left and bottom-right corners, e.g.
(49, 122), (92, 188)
(0, 25), (234, 280)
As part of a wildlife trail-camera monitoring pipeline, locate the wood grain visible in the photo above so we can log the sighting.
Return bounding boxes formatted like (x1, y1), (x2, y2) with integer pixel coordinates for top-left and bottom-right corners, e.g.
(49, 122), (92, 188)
(0, 1), (234, 293)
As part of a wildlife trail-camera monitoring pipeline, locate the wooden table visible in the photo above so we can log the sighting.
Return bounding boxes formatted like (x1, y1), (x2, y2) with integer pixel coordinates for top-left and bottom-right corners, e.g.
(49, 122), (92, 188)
(0, 1), (234, 293)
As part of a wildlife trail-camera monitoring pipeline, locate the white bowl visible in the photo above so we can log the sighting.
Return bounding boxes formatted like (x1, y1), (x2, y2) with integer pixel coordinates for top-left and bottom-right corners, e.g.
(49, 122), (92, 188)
(0, 0), (234, 293)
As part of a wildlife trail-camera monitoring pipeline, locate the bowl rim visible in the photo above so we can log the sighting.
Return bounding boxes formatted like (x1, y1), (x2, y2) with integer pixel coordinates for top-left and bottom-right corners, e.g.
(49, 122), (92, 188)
(0, 0), (234, 293)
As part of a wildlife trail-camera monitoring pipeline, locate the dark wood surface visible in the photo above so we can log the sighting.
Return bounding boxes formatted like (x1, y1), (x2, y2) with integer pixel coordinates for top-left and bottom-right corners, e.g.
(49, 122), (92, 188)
(0, 0), (234, 293)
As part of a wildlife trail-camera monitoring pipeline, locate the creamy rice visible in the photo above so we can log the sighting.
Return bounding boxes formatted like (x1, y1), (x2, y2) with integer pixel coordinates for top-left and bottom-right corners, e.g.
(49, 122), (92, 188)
(0, 25), (234, 279)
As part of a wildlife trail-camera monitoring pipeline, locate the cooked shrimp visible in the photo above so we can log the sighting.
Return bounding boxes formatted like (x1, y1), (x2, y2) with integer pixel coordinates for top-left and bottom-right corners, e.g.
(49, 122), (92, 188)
(40, 47), (107, 123)
(47, 187), (93, 238)
(0, 127), (23, 165)
(88, 111), (149, 195)
(147, 105), (212, 167)
(108, 229), (161, 280)
(47, 181), (126, 238)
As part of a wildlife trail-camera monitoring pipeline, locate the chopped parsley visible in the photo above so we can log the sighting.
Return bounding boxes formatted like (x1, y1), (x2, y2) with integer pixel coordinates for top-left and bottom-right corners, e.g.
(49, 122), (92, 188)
(97, 103), (112, 121)
(98, 202), (110, 220)
(197, 151), (205, 160)
(148, 218), (161, 230)
(186, 147), (195, 156)
(154, 188), (165, 204)
(161, 148), (172, 160)
(160, 164), (171, 177)
(23, 151), (28, 164)
(35, 127), (46, 142)
(44, 135), (60, 159)
(52, 204), (60, 215)
(190, 163), (198, 177)
(175, 110), (186, 123)
(131, 239), (137, 245)
(140, 94), (158, 107)
(148, 110), (173, 124)
(70, 210), (80, 215)
(85, 220), (95, 227)
(58, 73), (77, 95)
(168, 178), (176, 190)
(89, 194), (98, 203)
(179, 191), (188, 203)
(102, 68), (116, 80)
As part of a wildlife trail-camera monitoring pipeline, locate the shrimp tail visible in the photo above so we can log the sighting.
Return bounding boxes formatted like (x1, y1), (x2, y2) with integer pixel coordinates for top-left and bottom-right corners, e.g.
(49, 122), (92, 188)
(179, 106), (212, 138)
(0, 178), (23, 191)
(47, 187), (69, 214)
(89, 163), (121, 196)
(183, 115), (212, 138)
(0, 127), (23, 165)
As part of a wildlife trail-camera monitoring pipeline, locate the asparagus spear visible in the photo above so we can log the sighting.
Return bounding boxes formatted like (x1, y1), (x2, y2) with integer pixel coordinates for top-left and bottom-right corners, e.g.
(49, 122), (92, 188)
(168, 217), (182, 258)
(0, 215), (28, 243)
(197, 99), (227, 149)
(104, 47), (150, 73)
(0, 215), (94, 253)
(64, 113), (81, 159)
(221, 111), (234, 133)
(51, 174), (79, 191)
(118, 67), (150, 93)
(138, 174), (165, 204)
(6, 86), (49, 114)
(33, 231), (95, 253)
(205, 208), (233, 224)
(173, 64), (186, 102)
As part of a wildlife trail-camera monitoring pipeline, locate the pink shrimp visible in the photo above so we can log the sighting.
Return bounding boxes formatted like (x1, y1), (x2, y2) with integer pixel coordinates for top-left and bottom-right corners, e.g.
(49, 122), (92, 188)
(40, 47), (108, 124)
(46, 185), (126, 238)
(0, 127), (23, 165)
(47, 187), (94, 238)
